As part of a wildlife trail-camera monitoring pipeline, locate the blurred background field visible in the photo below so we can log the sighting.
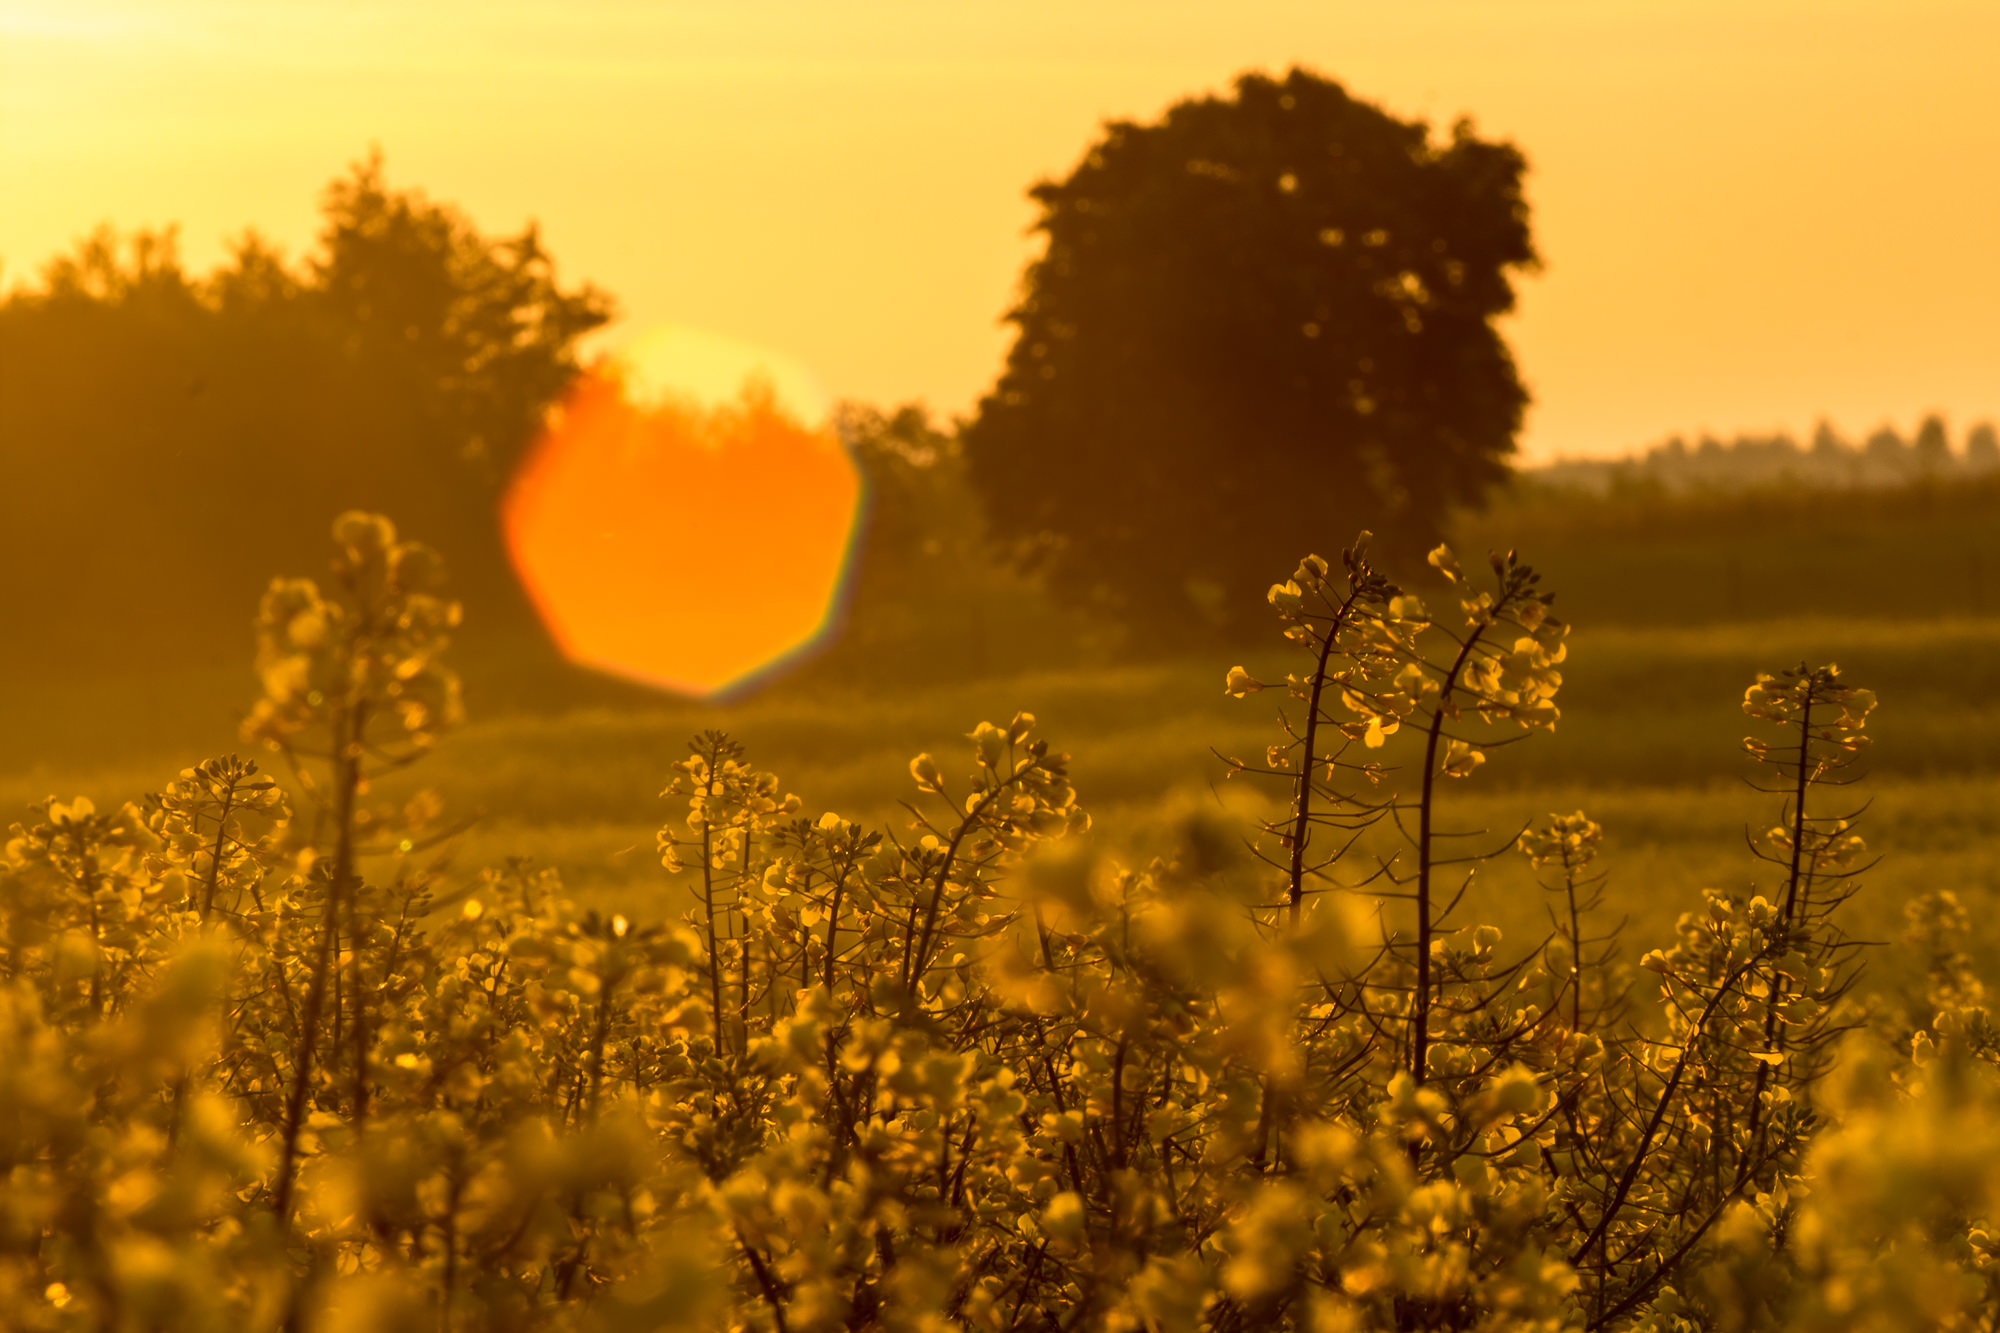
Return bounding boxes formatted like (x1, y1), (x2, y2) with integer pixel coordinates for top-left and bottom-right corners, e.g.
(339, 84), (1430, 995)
(5, 473), (1996, 1001)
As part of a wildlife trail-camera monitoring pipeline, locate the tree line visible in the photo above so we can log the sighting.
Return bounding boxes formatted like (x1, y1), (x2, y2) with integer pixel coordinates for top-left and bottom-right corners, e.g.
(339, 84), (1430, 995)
(4, 71), (1544, 692)
(23, 69), (1992, 695)
(0, 153), (610, 679)
(11, 114), (1992, 707)
(1534, 417), (2000, 498)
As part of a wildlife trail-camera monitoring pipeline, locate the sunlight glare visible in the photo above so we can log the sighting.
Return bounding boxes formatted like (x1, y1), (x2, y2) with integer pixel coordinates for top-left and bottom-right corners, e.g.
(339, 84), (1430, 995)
(618, 323), (831, 427)
(502, 324), (862, 697)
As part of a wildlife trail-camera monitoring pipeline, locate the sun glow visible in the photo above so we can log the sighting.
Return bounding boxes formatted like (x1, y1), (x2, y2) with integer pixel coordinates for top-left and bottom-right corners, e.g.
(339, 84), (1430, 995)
(616, 324), (831, 427)
(502, 325), (862, 697)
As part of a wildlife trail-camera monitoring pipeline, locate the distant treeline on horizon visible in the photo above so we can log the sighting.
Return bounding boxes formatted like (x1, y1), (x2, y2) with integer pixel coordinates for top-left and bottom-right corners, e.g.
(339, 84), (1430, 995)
(1529, 416), (2000, 495)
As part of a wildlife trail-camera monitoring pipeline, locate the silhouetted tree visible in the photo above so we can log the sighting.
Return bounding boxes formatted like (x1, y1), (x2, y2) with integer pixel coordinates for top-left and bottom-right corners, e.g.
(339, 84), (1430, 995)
(1912, 413), (1951, 471)
(313, 154), (609, 491)
(836, 403), (973, 582)
(1969, 422), (2000, 472)
(821, 403), (1087, 684)
(1864, 425), (1908, 466)
(0, 154), (610, 683)
(961, 68), (1537, 639)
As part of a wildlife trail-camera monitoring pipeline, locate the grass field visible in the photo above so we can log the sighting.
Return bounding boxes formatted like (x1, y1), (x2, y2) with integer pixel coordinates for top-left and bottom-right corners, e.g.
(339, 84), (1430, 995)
(6, 599), (1997, 1005)
(5, 479), (1996, 1010)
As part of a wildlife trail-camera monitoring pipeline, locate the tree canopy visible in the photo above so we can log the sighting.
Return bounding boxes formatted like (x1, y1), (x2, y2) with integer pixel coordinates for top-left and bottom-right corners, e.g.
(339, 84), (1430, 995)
(0, 154), (610, 682)
(961, 68), (1537, 638)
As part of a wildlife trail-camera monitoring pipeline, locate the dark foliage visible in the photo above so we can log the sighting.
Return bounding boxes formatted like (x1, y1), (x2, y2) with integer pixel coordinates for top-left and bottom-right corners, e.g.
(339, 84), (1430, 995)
(962, 68), (1537, 641)
(0, 152), (610, 677)
(1530, 413), (2000, 498)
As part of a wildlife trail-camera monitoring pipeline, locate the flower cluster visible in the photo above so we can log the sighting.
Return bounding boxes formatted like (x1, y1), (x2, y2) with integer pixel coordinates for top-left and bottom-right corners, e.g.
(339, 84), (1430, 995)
(1, 517), (1995, 1332)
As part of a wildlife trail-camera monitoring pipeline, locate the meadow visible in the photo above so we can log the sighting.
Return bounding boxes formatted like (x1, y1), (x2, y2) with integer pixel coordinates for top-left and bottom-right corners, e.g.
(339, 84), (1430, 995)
(6, 476), (1996, 999)
(7, 478), (2000, 1330)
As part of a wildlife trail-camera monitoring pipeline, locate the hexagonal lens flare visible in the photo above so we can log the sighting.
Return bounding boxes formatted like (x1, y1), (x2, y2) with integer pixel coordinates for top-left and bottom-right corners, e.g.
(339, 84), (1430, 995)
(502, 325), (863, 697)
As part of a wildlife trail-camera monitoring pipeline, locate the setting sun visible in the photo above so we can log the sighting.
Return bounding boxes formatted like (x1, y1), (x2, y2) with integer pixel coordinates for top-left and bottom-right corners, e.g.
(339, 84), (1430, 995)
(502, 326), (861, 696)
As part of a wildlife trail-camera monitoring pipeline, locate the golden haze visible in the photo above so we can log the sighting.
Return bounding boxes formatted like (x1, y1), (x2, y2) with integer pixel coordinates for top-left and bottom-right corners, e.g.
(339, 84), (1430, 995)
(3, 1), (1998, 458)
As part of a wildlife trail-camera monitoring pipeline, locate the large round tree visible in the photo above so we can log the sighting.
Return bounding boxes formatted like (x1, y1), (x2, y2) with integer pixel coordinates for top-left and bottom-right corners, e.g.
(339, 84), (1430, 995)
(962, 68), (1537, 638)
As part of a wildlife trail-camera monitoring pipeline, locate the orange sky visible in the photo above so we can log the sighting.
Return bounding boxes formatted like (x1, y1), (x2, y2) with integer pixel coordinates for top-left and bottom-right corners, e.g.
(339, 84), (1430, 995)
(4, 0), (1997, 461)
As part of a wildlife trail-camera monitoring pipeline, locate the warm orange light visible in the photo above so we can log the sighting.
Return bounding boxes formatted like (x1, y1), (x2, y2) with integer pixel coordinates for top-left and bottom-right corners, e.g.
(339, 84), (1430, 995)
(503, 325), (862, 696)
